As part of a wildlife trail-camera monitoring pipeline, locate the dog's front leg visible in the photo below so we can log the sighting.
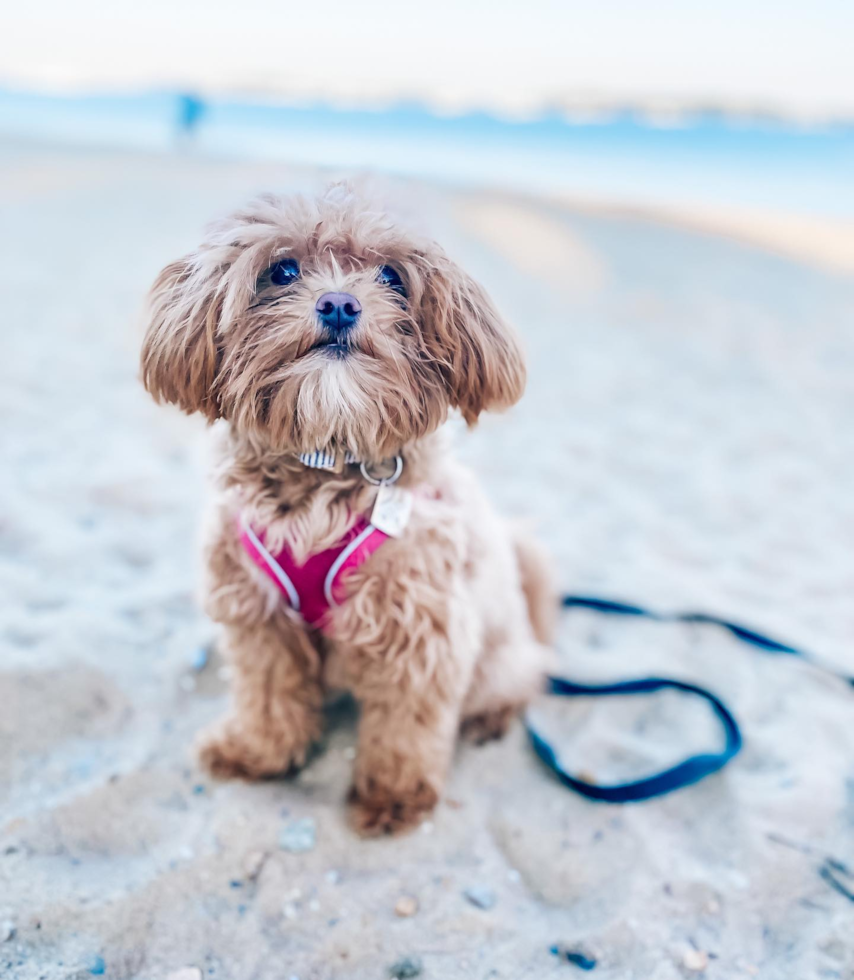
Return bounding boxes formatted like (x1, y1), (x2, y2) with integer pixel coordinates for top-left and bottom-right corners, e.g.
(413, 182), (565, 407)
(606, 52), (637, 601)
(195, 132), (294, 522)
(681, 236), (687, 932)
(346, 608), (477, 836)
(347, 688), (460, 836)
(197, 615), (323, 780)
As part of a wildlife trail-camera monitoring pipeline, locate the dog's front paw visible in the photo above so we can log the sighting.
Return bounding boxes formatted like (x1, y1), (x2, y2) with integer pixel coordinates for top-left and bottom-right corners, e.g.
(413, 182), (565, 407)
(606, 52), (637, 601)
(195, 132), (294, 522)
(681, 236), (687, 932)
(196, 721), (309, 780)
(347, 776), (438, 837)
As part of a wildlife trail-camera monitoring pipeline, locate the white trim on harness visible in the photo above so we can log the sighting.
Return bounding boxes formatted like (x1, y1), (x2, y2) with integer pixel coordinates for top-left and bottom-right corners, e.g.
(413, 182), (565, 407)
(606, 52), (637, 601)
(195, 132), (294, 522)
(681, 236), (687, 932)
(323, 523), (378, 609)
(241, 517), (301, 612)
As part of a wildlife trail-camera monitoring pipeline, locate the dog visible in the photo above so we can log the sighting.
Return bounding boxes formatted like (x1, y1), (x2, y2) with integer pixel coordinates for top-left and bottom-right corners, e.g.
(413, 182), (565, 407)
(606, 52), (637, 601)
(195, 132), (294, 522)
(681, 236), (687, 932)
(141, 185), (556, 835)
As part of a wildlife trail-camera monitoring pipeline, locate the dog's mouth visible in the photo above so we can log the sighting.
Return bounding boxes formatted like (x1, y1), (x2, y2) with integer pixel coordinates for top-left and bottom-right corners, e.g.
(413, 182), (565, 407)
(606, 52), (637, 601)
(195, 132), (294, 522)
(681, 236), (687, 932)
(310, 339), (352, 358)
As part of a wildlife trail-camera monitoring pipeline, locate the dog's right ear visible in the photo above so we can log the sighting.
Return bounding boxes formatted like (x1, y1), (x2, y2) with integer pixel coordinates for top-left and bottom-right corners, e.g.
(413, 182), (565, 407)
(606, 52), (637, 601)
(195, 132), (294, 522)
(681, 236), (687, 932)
(140, 257), (222, 421)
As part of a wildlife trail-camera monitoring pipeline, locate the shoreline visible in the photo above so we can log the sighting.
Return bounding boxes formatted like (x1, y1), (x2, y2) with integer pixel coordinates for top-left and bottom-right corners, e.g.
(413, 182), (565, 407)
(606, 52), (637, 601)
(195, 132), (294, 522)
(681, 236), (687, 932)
(3, 131), (852, 277)
(555, 196), (854, 277)
(3, 80), (854, 129)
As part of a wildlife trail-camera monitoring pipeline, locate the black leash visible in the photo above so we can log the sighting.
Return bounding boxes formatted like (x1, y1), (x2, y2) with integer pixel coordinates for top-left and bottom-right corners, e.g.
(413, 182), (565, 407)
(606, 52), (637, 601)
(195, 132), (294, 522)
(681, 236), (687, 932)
(525, 594), (852, 803)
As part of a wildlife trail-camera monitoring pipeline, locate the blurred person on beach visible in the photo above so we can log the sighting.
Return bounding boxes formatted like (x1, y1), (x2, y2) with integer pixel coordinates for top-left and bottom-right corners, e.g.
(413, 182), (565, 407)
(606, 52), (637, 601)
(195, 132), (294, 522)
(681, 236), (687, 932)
(176, 92), (205, 147)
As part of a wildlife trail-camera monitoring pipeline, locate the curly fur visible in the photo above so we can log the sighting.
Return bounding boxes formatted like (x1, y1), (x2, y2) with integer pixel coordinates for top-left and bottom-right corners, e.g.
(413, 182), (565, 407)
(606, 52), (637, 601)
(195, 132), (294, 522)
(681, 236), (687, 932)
(141, 184), (556, 835)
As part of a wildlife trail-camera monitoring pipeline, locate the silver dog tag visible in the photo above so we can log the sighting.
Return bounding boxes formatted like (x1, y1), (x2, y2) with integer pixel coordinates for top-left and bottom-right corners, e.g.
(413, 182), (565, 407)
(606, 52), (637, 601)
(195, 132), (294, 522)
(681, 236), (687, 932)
(370, 485), (413, 537)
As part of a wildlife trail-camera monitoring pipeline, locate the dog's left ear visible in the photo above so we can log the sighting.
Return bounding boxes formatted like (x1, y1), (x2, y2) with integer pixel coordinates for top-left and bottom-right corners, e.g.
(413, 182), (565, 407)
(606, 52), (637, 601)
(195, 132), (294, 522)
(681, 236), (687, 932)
(418, 252), (526, 424)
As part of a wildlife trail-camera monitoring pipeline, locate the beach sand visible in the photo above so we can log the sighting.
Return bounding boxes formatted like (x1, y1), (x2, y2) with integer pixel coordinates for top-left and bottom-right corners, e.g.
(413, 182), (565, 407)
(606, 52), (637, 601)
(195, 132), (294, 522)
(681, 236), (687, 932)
(1, 139), (853, 980)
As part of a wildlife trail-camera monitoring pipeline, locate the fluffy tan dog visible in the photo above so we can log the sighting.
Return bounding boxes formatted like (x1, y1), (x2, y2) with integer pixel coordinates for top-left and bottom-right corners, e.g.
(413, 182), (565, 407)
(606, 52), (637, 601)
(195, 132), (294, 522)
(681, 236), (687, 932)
(141, 185), (556, 835)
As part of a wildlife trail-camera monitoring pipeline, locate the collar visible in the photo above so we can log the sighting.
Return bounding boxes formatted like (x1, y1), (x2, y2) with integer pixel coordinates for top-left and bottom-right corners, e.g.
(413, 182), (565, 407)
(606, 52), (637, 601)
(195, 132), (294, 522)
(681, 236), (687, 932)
(298, 450), (359, 472)
(297, 451), (404, 487)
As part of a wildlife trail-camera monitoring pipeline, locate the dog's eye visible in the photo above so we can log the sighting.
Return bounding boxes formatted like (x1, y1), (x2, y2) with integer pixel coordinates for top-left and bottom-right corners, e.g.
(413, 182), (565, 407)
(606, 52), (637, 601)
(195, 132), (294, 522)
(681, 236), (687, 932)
(269, 258), (300, 286)
(377, 265), (405, 295)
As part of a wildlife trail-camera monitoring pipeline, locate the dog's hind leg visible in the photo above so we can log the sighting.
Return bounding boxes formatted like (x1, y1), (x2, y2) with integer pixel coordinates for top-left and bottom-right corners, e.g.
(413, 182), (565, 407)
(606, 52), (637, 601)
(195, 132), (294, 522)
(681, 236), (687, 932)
(460, 634), (554, 744)
(513, 526), (558, 646)
(460, 528), (557, 744)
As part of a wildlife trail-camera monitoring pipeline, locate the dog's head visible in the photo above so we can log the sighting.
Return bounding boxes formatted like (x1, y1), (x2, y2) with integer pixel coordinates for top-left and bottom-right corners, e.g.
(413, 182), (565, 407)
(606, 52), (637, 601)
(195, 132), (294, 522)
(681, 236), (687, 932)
(141, 185), (525, 459)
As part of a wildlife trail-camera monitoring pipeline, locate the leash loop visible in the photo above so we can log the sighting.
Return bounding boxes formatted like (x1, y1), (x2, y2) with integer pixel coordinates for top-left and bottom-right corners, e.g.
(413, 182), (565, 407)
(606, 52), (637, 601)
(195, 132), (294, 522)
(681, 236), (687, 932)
(527, 675), (742, 803)
(527, 594), (852, 803)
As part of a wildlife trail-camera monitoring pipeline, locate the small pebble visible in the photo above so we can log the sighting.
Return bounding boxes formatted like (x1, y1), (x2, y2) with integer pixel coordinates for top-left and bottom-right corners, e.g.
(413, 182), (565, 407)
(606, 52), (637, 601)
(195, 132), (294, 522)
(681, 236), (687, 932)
(166, 970), (203, 980)
(190, 646), (209, 672)
(279, 817), (316, 853)
(0, 921), (15, 942)
(394, 895), (419, 917)
(217, 666), (233, 681)
(325, 869), (341, 885)
(283, 902), (298, 920)
(179, 675), (196, 692)
(342, 746), (356, 761)
(420, 821), (434, 835)
(308, 899), (321, 912)
(242, 850), (267, 881)
(88, 956), (106, 976)
(463, 885), (496, 910)
(388, 955), (423, 978)
(507, 869), (521, 883)
(683, 949), (709, 972)
(551, 944), (598, 971)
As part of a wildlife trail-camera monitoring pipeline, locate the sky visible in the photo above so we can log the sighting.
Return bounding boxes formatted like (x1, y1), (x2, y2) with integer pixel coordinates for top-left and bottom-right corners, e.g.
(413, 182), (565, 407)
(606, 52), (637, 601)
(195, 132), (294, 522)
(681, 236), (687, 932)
(2, 0), (852, 118)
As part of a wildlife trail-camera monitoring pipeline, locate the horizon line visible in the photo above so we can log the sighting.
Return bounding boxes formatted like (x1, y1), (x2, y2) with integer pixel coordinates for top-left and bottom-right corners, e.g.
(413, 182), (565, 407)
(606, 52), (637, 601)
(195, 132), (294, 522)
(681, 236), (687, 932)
(2, 79), (853, 131)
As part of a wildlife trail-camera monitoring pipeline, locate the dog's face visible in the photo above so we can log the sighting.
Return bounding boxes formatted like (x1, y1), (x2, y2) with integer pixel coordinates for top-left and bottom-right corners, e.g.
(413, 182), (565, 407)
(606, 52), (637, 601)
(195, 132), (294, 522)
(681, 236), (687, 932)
(141, 186), (525, 459)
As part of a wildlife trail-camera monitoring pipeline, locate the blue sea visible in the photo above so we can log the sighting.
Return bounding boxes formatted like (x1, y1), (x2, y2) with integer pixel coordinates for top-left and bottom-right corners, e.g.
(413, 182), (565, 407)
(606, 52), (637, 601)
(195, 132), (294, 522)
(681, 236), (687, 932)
(1, 88), (851, 217)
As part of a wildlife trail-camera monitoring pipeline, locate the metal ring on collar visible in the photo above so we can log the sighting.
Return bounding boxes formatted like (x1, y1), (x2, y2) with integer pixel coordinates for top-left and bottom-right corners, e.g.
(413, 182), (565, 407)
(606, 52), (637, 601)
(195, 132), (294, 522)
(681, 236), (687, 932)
(360, 455), (403, 486)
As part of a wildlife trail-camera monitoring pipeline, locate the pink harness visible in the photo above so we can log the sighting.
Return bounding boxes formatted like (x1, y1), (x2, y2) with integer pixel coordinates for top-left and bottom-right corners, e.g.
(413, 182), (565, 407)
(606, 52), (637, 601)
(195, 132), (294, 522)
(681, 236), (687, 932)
(239, 517), (389, 630)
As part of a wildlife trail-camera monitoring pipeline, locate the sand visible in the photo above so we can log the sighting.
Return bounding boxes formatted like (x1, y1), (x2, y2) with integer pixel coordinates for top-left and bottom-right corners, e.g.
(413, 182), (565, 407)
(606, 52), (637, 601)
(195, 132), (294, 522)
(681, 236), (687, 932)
(1, 138), (853, 980)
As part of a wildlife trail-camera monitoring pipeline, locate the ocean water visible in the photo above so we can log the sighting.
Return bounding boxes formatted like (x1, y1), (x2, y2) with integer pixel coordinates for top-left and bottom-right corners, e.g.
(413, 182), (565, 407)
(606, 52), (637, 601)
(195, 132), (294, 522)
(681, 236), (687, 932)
(1, 87), (851, 217)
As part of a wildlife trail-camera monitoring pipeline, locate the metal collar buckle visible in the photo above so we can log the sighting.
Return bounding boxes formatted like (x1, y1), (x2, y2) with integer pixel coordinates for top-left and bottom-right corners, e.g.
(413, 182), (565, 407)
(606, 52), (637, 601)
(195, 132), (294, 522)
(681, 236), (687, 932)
(359, 455), (403, 486)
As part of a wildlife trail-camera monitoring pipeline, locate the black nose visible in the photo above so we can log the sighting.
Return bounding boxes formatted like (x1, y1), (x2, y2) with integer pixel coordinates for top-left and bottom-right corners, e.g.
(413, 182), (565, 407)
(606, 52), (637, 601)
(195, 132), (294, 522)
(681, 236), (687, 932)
(315, 291), (362, 331)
